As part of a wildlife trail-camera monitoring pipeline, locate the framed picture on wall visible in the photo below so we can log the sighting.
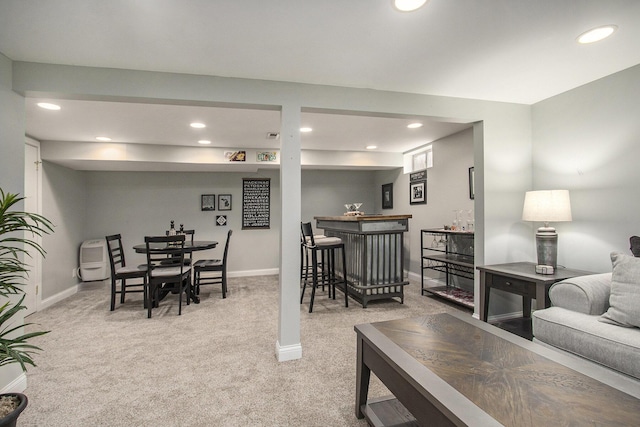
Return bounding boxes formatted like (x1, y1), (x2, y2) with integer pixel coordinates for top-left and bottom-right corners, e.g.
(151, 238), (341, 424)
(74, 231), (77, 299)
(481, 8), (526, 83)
(201, 194), (215, 211)
(469, 167), (475, 200)
(410, 180), (426, 205)
(218, 194), (232, 211)
(382, 183), (393, 209)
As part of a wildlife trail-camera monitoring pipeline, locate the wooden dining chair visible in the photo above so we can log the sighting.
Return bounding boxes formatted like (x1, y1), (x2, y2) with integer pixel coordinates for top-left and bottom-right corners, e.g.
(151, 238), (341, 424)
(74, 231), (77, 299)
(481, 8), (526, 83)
(144, 234), (192, 318)
(193, 230), (232, 298)
(161, 229), (195, 265)
(105, 234), (148, 311)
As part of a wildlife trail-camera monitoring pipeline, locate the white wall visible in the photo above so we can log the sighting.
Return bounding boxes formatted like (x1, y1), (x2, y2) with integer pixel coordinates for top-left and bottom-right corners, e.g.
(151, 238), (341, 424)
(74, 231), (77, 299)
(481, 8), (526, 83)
(532, 64), (640, 273)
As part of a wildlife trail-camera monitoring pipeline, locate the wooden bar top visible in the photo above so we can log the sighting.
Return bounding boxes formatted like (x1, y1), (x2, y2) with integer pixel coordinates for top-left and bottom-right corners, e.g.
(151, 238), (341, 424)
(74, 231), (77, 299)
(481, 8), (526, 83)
(314, 214), (412, 221)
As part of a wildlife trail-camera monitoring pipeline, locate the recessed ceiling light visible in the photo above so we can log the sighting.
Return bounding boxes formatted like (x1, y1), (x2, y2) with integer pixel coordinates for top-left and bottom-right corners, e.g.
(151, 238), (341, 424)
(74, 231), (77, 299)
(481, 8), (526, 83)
(95, 136), (111, 142)
(198, 140), (211, 145)
(407, 123), (423, 129)
(300, 127), (313, 133)
(393, 0), (428, 12)
(37, 102), (61, 110)
(577, 25), (618, 44)
(366, 145), (377, 150)
(190, 122), (206, 128)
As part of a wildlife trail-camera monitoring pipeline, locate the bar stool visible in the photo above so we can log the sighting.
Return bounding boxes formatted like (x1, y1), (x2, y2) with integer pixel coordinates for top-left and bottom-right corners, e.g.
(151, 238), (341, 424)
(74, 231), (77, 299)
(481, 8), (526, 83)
(300, 222), (348, 313)
(300, 232), (329, 282)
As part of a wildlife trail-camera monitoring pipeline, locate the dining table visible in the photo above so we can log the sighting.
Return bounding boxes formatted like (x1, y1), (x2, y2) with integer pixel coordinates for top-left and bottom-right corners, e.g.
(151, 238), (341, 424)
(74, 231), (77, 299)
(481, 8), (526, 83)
(133, 240), (218, 304)
(133, 240), (218, 254)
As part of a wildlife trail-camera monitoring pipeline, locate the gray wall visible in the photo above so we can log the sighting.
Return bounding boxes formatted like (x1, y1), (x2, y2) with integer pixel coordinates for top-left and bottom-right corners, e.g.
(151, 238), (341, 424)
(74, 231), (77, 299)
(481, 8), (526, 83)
(301, 170), (376, 228)
(12, 62), (536, 285)
(83, 170), (282, 274)
(41, 167), (379, 283)
(373, 128), (475, 286)
(41, 162), (87, 299)
(0, 51), (26, 392)
(532, 64), (640, 273)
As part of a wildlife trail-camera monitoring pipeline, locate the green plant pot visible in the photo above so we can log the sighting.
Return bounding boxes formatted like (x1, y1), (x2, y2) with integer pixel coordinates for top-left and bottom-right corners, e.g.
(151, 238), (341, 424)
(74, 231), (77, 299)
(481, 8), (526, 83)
(0, 393), (27, 427)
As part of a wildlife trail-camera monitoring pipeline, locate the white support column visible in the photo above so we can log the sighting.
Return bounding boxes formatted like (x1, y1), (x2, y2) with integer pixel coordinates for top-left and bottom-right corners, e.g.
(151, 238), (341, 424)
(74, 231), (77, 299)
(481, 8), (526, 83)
(276, 103), (302, 361)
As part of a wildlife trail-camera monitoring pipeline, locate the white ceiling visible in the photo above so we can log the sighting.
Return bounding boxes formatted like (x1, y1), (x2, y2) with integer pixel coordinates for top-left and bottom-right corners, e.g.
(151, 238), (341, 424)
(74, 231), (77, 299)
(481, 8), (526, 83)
(24, 98), (471, 153)
(3, 0), (640, 161)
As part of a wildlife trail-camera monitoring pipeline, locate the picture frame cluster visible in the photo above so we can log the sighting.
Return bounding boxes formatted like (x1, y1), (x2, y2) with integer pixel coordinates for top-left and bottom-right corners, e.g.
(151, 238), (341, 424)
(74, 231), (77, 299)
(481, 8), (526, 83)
(201, 194), (232, 226)
(201, 194), (232, 211)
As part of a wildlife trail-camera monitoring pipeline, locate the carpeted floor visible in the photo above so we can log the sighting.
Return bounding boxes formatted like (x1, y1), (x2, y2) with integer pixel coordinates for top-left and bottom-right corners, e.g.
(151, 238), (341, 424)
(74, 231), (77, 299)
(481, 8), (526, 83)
(21, 275), (466, 426)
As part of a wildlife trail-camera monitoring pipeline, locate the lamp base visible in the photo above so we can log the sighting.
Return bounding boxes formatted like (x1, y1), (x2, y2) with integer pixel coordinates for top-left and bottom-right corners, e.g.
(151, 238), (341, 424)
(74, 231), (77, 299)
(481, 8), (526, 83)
(536, 227), (558, 269)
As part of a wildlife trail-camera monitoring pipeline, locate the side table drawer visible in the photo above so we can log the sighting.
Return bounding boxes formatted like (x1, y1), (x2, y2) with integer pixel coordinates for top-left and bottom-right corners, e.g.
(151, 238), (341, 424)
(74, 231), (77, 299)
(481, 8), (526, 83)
(489, 274), (534, 297)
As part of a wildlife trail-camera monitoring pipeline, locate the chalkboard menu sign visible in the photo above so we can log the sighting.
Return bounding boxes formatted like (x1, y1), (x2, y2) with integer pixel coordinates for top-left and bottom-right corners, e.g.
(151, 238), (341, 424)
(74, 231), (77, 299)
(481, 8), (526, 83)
(242, 178), (270, 229)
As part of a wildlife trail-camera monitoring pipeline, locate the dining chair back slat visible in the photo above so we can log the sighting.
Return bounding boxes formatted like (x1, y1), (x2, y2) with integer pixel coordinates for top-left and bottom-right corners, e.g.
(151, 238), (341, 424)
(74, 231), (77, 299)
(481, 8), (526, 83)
(161, 229), (195, 265)
(144, 234), (191, 318)
(105, 234), (147, 311)
(193, 230), (232, 298)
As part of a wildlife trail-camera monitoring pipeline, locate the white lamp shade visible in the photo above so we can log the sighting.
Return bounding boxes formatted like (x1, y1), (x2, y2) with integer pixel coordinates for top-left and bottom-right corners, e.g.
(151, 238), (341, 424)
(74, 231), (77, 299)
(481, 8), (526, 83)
(522, 190), (572, 222)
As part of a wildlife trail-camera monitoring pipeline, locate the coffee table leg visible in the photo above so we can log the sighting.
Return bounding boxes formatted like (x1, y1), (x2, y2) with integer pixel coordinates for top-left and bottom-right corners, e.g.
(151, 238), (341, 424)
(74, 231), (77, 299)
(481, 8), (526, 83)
(355, 335), (371, 419)
(523, 296), (532, 318)
(480, 272), (490, 321)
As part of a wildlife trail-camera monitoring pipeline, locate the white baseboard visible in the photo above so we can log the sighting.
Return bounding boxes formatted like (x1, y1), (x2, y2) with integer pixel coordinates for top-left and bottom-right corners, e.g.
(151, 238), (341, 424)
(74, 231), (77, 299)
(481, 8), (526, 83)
(229, 268), (279, 278)
(407, 270), (421, 283)
(36, 269), (279, 314)
(1, 372), (26, 393)
(275, 341), (302, 362)
(488, 311), (524, 322)
(39, 284), (79, 311)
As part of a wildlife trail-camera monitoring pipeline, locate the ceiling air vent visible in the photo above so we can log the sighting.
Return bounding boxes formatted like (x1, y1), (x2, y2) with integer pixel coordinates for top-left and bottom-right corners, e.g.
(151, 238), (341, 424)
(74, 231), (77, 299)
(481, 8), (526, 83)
(266, 132), (280, 140)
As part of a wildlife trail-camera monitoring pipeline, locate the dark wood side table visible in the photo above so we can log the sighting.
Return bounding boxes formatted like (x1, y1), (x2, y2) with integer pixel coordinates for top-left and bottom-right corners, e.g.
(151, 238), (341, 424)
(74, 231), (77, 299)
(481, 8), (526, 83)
(477, 262), (592, 322)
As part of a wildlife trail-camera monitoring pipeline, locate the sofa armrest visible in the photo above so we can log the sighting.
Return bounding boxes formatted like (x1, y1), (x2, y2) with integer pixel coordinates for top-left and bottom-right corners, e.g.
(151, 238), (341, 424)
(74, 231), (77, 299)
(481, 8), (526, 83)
(549, 273), (612, 315)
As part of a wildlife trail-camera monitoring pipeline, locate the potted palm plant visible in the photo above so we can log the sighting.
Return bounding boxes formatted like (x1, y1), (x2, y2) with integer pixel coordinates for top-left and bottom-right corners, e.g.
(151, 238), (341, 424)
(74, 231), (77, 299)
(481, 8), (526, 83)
(0, 189), (52, 426)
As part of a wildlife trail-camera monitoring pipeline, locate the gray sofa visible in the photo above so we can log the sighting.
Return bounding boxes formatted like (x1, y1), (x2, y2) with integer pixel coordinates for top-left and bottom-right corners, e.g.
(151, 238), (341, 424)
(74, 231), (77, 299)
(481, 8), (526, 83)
(532, 271), (640, 381)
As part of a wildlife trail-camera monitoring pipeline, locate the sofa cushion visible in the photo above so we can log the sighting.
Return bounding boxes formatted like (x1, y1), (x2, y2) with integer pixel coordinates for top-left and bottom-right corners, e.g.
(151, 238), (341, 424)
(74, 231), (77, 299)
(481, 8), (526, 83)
(549, 273), (611, 315)
(600, 252), (640, 328)
(533, 306), (640, 380)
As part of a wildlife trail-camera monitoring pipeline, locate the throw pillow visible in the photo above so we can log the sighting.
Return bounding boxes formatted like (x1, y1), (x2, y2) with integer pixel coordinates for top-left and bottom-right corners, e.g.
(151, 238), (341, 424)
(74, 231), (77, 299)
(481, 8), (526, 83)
(600, 252), (640, 328)
(630, 236), (640, 257)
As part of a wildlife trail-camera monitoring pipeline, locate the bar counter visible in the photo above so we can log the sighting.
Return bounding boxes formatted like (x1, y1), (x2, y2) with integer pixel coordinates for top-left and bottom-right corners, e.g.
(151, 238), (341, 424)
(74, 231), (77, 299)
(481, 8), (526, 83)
(315, 214), (412, 307)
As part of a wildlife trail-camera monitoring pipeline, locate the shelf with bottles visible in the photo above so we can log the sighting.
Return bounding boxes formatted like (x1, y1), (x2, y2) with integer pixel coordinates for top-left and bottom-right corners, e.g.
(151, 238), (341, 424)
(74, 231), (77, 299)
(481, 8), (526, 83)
(421, 228), (475, 309)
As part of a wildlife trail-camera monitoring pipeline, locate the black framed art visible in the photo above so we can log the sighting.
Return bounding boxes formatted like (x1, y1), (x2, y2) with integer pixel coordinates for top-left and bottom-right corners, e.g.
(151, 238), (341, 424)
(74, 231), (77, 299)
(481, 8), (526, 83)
(410, 180), (426, 205)
(242, 178), (270, 229)
(201, 194), (215, 211)
(382, 183), (393, 209)
(218, 194), (232, 211)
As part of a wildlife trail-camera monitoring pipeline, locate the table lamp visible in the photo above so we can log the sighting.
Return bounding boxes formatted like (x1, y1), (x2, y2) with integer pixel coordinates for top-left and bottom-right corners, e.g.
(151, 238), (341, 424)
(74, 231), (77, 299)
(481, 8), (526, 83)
(522, 190), (572, 272)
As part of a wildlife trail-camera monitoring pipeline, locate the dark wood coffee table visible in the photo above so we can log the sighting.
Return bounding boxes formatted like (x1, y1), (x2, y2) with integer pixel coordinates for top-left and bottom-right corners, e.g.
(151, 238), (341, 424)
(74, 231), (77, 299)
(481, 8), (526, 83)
(355, 312), (640, 426)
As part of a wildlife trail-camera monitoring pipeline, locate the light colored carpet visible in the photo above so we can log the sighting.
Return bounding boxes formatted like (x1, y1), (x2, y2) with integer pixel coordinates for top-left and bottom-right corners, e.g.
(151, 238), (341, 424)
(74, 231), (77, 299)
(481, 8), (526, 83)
(21, 275), (465, 426)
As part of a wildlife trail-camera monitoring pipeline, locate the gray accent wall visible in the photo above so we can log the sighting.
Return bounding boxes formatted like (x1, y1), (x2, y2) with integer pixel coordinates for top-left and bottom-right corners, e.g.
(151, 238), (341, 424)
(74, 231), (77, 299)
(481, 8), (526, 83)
(532, 64), (640, 273)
